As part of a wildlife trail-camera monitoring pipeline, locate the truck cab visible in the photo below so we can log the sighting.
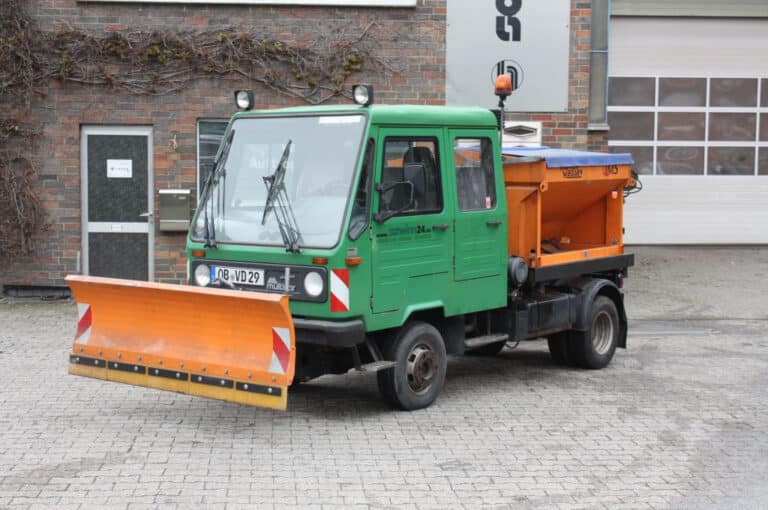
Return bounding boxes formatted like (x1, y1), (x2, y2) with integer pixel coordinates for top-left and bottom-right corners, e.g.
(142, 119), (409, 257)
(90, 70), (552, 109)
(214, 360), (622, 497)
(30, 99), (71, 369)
(188, 104), (509, 336)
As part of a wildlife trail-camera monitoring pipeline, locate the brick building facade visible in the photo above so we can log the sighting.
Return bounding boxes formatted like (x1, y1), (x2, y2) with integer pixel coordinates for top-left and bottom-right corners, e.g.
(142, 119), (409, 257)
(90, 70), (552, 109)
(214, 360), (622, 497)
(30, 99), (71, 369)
(1, 0), (597, 290)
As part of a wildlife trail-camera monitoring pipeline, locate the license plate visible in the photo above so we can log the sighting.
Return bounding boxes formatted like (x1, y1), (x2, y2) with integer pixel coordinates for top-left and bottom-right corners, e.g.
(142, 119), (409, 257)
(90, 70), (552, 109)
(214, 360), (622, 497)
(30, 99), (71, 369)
(212, 266), (265, 287)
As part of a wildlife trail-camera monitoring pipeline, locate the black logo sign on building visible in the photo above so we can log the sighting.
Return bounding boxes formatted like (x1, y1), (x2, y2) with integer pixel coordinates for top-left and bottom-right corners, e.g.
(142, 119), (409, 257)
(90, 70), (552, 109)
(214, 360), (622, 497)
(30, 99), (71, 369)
(496, 0), (522, 42)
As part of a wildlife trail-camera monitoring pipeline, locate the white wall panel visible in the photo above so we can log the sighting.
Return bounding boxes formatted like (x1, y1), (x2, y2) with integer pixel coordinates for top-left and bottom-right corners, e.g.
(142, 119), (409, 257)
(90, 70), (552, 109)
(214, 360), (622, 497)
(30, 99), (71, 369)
(624, 176), (768, 244)
(610, 18), (768, 76)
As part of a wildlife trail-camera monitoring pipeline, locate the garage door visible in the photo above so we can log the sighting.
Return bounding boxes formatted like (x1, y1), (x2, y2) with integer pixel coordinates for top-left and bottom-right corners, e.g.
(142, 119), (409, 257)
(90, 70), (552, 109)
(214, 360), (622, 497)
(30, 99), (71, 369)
(609, 17), (768, 244)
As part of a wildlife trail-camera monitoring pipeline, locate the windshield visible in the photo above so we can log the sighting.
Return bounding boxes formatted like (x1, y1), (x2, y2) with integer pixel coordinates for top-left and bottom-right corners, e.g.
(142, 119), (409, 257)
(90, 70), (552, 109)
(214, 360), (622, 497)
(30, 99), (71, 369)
(191, 114), (366, 249)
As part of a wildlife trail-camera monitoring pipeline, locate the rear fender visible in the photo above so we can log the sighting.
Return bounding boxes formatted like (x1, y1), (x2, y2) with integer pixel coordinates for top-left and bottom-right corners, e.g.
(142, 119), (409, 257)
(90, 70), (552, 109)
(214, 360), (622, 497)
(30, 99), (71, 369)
(567, 277), (627, 349)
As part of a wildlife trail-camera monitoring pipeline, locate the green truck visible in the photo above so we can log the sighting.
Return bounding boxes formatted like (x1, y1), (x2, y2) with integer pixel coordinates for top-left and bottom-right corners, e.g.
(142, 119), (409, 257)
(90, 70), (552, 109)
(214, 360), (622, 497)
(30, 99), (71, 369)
(182, 86), (633, 410)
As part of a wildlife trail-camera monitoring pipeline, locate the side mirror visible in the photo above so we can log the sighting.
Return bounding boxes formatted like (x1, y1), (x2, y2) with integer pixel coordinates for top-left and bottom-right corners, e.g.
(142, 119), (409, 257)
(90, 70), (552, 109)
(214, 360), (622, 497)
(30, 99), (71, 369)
(374, 181), (414, 223)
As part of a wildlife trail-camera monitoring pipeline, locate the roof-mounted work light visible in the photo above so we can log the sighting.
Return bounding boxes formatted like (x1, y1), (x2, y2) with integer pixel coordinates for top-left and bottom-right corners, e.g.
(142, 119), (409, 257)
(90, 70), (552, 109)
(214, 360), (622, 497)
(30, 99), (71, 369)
(234, 90), (254, 110)
(352, 84), (374, 106)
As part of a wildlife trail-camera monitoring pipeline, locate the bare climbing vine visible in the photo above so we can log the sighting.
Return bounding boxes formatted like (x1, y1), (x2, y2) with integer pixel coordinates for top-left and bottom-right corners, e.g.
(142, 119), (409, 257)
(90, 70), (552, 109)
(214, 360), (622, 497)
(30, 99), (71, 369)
(0, 120), (47, 266)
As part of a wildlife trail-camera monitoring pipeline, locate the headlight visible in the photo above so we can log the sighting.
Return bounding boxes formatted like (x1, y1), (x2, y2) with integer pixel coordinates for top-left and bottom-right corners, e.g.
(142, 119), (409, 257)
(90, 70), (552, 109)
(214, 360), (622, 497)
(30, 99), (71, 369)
(194, 264), (211, 286)
(304, 271), (324, 297)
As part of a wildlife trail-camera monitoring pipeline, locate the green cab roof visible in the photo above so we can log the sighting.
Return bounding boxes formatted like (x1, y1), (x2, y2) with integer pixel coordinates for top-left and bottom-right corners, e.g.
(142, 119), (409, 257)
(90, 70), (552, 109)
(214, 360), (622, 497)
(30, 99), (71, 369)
(232, 103), (499, 129)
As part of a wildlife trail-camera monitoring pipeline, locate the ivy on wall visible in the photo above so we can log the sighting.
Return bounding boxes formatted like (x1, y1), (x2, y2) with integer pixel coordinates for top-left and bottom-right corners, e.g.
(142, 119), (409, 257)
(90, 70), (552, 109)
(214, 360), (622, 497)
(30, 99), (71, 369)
(0, 0), (395, 264)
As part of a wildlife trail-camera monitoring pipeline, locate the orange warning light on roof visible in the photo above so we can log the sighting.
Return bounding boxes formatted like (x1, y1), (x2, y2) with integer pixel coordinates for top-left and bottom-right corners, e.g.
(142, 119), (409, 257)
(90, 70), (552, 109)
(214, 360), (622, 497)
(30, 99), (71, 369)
(495, 74), (513, 97)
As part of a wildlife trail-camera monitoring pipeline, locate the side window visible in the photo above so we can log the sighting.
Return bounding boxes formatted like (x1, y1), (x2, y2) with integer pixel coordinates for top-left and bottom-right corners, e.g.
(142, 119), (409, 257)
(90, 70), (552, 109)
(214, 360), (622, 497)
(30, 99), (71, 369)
(197, 120), (228, 198)
(349, 139), (374, 240)
(454, 138), (497, 211)
(378, 138), (442, 216)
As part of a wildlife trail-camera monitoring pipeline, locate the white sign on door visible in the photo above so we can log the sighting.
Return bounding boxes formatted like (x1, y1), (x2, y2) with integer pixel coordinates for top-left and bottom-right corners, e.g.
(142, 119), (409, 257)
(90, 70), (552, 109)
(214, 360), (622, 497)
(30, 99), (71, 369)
(107, 159), (133, 179)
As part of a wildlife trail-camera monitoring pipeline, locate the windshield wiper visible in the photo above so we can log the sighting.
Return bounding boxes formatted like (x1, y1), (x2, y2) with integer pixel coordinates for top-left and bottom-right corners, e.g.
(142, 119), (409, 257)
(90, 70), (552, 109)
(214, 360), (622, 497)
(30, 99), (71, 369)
(201, 129), (235, 248)
(262, 140), (303, 253)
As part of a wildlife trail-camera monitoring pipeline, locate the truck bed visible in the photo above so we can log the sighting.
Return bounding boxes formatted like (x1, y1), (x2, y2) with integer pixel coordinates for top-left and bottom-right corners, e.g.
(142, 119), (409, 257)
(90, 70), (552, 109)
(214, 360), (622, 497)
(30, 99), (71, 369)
(501, 146), (635, 271)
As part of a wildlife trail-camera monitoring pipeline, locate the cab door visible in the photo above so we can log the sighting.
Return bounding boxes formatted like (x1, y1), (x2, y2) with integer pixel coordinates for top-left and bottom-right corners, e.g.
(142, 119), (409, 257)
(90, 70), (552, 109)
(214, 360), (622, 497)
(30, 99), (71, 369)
(370, 129), (453, 314)
(449, 132), (507, 310)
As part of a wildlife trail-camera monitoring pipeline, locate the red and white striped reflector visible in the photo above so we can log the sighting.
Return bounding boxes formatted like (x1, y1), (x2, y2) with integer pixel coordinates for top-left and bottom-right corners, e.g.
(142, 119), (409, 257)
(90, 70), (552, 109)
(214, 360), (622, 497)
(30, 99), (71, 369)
(269, 326), (291, 375)
(75, 303), (92, 343)
(330, 268), (349, 312)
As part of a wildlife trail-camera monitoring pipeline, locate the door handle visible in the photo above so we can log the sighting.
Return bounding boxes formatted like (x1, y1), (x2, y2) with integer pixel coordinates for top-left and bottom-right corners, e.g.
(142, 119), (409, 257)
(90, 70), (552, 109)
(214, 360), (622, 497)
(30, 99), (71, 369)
(432, 223), (449, 231)
(139, 211), (154, 218)
(486, 220), (502, 227)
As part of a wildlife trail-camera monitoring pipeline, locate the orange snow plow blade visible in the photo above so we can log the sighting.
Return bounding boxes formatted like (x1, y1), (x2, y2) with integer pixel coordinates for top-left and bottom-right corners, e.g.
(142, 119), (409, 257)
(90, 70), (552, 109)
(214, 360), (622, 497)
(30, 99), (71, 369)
(66, 275), (295, 410)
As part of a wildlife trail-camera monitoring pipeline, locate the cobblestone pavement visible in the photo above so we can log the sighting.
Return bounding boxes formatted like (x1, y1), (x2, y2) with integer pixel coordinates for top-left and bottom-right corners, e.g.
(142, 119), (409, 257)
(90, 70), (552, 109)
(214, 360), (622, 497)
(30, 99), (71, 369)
(1, 300), (766, 509)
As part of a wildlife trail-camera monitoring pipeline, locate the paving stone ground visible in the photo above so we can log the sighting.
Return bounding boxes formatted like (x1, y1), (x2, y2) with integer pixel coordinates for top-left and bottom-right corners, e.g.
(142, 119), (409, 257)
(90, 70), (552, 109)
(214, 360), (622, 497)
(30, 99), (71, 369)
(1, 247), (767, 509)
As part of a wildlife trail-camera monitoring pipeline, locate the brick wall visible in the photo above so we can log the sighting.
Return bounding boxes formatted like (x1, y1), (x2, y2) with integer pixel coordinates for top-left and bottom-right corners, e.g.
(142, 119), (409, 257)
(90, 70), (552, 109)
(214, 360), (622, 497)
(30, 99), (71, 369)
(1, 0), (447, 287)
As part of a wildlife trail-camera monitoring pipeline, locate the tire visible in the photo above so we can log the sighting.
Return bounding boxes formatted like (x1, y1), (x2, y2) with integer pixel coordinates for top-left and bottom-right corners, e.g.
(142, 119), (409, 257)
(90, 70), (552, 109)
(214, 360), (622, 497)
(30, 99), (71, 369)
(466, 340), (506, 357)
(567, 295), (620, 369)
(547, 332), (570, 365)
(376, 321), (447, 411)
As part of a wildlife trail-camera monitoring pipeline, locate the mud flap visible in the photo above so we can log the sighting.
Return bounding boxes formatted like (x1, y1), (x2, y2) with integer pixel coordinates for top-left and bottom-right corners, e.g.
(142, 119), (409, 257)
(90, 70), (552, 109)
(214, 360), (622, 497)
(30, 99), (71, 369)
(66, 275), (295, 410)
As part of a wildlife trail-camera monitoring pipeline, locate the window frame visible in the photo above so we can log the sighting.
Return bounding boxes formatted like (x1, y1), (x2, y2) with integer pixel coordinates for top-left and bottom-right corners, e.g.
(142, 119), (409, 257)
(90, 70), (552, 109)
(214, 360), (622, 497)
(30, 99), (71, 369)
(377, 136), (444, 218)
(453, 137), (498, 212)
(348, 138), (375, 240)
(607, 75), (766, 176)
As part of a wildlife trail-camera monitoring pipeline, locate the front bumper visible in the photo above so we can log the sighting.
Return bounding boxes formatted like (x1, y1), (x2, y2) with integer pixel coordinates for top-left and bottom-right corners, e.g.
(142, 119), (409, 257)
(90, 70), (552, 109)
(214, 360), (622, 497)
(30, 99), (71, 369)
(294, 318), (366, 347)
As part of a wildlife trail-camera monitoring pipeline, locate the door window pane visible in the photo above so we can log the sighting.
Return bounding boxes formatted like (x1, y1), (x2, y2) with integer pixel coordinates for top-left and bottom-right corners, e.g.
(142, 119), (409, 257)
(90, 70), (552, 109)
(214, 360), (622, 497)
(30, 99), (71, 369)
(708, 147), (755, 175)
(607, 112), (654, 140)
(709, 113), (756, 141)
(454, 138), (496, 211)
(657, 146), (704, 175)
(659, 78), (706, 107)
(610, 146), (653, 175)
(762, 79), (768, 107)
(710, 78), (757, 107)
(349, 139), (374, 240)
(198, 120), (228, 196)
(759, 149), (768, 176)
(379, 138), (442, 216)
(658, 113), (705, 141)
(608, 77), (655, 106)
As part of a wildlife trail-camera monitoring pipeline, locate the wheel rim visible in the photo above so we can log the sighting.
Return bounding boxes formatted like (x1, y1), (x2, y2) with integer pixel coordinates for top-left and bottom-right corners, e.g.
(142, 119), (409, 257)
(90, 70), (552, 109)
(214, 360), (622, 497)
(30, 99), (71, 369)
(405, 343), (438, 394)
(591, 310), (614, 355)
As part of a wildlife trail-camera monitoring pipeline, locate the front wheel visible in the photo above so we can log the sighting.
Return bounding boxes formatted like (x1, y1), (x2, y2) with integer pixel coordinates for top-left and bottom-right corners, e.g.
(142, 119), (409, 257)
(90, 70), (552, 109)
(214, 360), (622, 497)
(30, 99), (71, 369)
(377, 321), (447, 410)
(568, 295), (620, 369)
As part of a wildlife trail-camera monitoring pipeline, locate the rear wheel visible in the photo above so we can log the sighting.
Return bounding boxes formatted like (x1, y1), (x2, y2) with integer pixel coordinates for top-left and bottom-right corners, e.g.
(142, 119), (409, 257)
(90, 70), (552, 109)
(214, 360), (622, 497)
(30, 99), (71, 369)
(568, 295), (619, 369)
(377, 321), (447, 410)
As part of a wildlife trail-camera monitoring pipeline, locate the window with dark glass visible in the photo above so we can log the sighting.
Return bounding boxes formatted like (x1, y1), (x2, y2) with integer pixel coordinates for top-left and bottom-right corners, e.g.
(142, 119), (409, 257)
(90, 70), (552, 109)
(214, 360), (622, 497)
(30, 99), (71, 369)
(197, 120), (228, 196)
(349, 139), (374, 240)
(608, 77), (655, 106)
(607, 111), (655, 140)
(659, 78), (706, 107)
(710, 78), (758, 107)
(708, 148), (755, 175)
(378, 138), (442, 216)
(454, 138), (496, 211)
